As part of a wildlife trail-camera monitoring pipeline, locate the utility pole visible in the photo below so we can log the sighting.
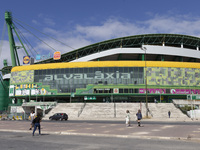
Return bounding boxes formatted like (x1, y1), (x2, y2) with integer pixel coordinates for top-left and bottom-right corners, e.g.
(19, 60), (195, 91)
(141, 46), (148, 117)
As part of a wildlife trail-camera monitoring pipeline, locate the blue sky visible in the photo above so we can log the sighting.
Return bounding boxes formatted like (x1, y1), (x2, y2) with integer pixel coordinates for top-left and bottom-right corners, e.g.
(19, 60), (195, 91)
(1, 0), (200, 68)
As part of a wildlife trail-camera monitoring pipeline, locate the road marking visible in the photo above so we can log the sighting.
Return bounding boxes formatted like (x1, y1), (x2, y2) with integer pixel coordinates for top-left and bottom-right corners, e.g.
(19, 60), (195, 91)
(67, 130), (76, 132)
(161, 125), (174, 129)
(151, 129), (160, 132)
(110, 124), (117, 126)
(133, 132), (150, 135)
(103, 131), (111, 133)
(118, 128), (126, 131)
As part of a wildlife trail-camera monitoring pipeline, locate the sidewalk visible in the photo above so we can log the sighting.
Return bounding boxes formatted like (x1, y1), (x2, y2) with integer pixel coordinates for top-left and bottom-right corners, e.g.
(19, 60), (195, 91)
(0, 119), (200, 142)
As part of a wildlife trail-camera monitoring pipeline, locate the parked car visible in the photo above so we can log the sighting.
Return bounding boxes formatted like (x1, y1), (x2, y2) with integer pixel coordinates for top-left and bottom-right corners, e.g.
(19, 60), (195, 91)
(49, 113), (68, 121)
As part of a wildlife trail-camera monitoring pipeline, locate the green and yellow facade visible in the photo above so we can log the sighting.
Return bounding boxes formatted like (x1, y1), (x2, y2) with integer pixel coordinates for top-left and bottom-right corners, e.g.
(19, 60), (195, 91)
(9, 61), (200, 103)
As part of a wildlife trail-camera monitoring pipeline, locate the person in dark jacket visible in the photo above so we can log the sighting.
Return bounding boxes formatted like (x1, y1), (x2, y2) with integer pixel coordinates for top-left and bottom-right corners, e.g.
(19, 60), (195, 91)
(168, 111), (171, 118)
(136, 109), (142, 127)
(32, 114), (42, 136)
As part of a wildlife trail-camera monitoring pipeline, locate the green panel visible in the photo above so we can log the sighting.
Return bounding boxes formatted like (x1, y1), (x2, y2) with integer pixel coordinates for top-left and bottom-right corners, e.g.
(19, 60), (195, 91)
(0, 80), (10, 111)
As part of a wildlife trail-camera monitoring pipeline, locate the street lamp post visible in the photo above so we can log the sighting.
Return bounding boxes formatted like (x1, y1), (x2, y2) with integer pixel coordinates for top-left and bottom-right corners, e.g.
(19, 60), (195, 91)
(141, 46), (148, 117)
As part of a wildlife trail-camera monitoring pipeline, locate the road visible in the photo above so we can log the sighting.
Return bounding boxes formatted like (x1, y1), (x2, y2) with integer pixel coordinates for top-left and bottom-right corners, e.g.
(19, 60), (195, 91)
(0, 131), (200, 150)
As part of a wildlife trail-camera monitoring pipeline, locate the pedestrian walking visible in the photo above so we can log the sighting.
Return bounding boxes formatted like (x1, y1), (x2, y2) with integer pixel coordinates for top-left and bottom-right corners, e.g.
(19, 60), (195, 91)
(32, 114), (42, 136)
(29, 110), (35, 130)
(168, 111), (171, 118)
(125, 110), (131, 127)
(136, 109), (142, 127)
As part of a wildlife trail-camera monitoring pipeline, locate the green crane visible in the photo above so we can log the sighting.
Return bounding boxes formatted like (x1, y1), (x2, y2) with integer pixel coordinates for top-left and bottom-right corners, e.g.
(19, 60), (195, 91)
(5, 11), (29, 67)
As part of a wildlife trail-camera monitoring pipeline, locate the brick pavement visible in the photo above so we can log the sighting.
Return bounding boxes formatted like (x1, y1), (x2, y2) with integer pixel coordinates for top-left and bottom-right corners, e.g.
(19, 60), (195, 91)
(0, 120), (200, 142)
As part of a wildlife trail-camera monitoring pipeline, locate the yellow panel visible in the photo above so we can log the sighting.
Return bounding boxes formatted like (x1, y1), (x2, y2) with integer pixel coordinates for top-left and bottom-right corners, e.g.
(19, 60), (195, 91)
(11, 61), (200, 72)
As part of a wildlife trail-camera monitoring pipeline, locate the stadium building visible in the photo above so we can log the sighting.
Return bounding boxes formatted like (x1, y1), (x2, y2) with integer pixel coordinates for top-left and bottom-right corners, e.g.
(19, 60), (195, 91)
(8, 34), (200, 105)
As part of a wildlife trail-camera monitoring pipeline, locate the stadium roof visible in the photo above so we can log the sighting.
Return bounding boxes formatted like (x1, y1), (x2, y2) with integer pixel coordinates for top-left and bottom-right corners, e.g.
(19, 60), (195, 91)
(35, 33), (200, 64)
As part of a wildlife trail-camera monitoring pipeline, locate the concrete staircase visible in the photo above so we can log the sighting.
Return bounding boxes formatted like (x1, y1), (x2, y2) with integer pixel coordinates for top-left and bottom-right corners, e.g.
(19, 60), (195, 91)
(115, 103), (142, 119)
(43, 103), (84, 120)
(80, 103), (115, 119)
(43, 103), (189, 120)
(148, 103), (187, 119)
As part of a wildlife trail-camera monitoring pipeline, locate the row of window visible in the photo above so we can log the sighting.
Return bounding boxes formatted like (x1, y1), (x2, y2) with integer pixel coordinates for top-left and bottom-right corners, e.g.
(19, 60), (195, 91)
(94, 88), (171, 94)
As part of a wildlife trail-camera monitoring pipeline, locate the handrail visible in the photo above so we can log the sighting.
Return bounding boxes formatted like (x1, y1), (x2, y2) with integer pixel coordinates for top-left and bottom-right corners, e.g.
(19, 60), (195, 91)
(78, 102), (86, 117)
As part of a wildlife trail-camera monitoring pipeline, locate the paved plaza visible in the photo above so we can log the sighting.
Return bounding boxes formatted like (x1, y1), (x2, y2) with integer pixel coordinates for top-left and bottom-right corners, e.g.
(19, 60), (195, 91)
(0, 119), (200, 142)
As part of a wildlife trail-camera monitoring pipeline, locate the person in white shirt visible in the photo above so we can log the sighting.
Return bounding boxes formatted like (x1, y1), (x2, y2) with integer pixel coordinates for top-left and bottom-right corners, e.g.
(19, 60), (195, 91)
(125, 110), (131, 127)
(29, 111), (35, 130)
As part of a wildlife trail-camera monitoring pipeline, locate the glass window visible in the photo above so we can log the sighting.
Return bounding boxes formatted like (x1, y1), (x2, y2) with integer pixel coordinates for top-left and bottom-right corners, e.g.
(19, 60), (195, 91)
(113, 67), (119, 73)
(104, 67), (108, 73)
(166, 89), (170, 94)
(88, 68), (93, 73)
(47, 69), (51, 74)
(119, 89), (123, 93)
(34, 76), (39, 82)
(134, 67), (138, 72)
(129, 89), (134, 93)
(140, 68), (144, 74)
(79, 68), (84, 73)
(74, 68), (78, 73)
(55, 69), (60, 74)
(108, 67), (113, 73)
(124, 67), (128, 73)
(52, 69), (56, 74)
(110, 89), (113, 93)
(124, 89), (128, 93)
(38, 70), (43, 75)
(93, 67), (98, 72)
(65, 68), (69, 73)
(119, 67), (123, 73)
(128, 67), (133, 72)
(35, 70), (39, 75)
(98, 67), (103, 72)
(69, 68), (73, 73)
(83, 68), (87, 73)
(61, 69), (64, 74)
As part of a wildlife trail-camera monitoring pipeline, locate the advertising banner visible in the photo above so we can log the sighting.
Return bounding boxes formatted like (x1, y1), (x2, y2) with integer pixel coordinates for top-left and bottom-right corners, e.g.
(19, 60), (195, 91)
(53, 51), (61, 60)
(139, 88), (166, 94)
(170, 89), (200, 94)
(23, 56), (30, 64)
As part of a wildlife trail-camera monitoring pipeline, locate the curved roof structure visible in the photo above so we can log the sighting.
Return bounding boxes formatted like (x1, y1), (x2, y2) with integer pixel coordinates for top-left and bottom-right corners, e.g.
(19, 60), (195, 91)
(35, 33), (200, 64)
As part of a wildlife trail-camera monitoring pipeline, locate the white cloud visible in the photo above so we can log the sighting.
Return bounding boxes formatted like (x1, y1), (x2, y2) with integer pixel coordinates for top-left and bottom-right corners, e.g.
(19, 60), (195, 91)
(38, 13), (55, 26)
(75, 14), (200, 40)
(143, 15), (200, 36)
(0, 40), (12, 69)
(44, 18), (55, 26)
(32, 19), (39, 25)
